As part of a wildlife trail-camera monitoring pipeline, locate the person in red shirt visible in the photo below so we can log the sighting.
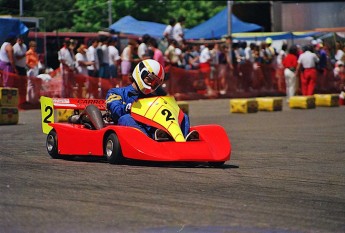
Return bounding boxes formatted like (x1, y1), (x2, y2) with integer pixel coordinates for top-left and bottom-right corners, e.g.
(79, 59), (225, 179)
(282, 45), (298, 101)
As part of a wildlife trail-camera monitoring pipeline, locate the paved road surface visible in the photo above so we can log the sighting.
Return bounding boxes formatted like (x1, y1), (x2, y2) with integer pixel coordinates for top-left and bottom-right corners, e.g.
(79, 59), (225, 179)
(1, 98), (344, 233)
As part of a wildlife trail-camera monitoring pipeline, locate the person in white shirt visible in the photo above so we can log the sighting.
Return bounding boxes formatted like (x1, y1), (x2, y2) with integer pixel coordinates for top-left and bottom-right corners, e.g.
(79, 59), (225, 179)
(137, 34), (150, 60)
(199, 43), (216, 96)
(13, 36), (27, 76)
(12, 36), (28, 105)
(163, 18), (175, 41)
(296, 45), (319, 96)
(76, 44), (94, 76)
(85, 38), (100, 98)
(0, 34), (18, 87)
(172, 16), (185, 45)
(87, 38), (99, 77)
(75, 44), (94, 98)
(334, 41), (344, 62)
(58, 38), (76, 98)
(108, 37), (121, 79)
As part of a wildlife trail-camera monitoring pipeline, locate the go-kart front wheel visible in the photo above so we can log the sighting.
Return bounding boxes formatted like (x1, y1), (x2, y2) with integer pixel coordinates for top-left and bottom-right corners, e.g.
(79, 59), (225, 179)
(46, 130), (60, 159)
(104, 133), (123, 164)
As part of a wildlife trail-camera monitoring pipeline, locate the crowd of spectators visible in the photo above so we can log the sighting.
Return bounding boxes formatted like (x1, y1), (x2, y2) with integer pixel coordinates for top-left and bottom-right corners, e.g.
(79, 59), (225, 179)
(1, 25), (345, 103)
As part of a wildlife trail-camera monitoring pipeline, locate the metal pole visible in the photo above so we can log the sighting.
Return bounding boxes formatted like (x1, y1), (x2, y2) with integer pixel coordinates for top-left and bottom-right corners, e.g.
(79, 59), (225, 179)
(227, 1), (233, 36)
(19, 0), (23, 16)
(108, 0), (112, 27)
(227, 1), (233, 64)
(270, 1), (274, 32)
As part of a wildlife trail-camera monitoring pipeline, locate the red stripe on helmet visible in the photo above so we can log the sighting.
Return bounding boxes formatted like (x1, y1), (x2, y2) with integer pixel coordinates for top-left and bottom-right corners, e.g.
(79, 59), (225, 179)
(157, 64), (163, 78)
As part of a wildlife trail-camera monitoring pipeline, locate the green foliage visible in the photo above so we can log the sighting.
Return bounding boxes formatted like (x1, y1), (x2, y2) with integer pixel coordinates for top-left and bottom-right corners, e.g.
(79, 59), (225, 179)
(0, 0), (20, 15)
(73, 0), (109, 32)
(0, 0), (228, 32)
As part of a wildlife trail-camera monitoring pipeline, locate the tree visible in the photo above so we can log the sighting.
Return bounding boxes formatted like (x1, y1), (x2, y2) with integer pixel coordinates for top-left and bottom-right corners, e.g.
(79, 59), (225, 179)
(72, 0), (227, 32)
(73, 0), (109, 32)
(0, 0), (227, 32)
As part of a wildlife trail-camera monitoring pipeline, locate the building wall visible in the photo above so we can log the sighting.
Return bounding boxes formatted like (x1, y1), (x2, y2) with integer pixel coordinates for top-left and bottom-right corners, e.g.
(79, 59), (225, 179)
(281, 2), (345, 31)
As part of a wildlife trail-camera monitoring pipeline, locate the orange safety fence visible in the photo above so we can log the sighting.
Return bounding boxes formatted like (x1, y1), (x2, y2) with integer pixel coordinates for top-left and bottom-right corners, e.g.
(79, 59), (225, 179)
(1, 62), (343, 107)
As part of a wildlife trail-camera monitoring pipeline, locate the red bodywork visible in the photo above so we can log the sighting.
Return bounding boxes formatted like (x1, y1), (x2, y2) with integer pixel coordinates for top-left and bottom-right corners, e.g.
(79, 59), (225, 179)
(49, 123), (231, 162)
(47, 98), (231, 162)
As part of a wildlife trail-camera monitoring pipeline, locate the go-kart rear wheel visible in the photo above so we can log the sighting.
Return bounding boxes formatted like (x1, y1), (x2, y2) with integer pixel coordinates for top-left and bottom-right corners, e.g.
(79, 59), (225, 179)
(208, 161), (225, 168)
(46, 130), (60, 159)
(104, 133), (123, 164)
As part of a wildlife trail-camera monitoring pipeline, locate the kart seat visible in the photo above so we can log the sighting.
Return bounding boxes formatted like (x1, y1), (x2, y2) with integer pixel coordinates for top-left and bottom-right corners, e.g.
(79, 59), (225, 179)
(68, 104), (105, 130)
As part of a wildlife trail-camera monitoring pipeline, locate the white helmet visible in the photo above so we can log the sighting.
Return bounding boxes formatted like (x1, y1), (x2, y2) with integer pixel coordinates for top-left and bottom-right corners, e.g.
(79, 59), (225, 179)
(132, 59), (165, 94)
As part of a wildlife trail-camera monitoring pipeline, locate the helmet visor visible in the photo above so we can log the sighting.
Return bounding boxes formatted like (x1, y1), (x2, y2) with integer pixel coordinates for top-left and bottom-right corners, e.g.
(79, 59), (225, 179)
(142, 72), (163, 90)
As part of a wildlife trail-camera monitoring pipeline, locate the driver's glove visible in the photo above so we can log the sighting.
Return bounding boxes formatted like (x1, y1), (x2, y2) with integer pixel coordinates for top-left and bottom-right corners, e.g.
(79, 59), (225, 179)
(125, 103), (132, 113)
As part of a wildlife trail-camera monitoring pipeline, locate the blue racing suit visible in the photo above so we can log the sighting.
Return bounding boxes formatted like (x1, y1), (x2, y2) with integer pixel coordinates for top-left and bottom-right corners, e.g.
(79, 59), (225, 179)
(106, 84), (190, 139)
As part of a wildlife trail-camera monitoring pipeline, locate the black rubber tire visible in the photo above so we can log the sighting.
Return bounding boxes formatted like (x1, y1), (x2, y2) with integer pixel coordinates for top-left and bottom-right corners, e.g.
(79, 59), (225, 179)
(208, 161), (225, 168)
(104, 133), (123, 164)
(46, 130), (60, 159)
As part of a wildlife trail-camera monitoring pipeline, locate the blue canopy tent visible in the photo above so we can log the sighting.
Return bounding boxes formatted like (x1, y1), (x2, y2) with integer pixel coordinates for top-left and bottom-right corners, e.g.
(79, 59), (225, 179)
(0, 18), (29, 44)
(184, 8), (263, 40)
(109, 16), (167, 38)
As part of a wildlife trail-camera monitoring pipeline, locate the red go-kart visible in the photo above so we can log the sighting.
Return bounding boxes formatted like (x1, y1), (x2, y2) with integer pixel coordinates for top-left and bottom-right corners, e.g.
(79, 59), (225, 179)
(40, 96), (231, 167)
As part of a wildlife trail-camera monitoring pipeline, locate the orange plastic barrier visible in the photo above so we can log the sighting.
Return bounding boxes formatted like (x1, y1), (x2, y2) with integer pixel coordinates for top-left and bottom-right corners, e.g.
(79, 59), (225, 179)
(168, 66), (205, 94)
(1, 62), (342, 105)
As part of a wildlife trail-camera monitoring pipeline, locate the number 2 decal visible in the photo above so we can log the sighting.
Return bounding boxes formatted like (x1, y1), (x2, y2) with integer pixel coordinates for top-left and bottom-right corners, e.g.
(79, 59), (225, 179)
(161, 109), (175, 121)
(43, 106), (53, 123)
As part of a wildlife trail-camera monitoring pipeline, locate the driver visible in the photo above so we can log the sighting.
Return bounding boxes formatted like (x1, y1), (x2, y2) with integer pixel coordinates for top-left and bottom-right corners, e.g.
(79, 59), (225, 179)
(106, 59), (198, 141)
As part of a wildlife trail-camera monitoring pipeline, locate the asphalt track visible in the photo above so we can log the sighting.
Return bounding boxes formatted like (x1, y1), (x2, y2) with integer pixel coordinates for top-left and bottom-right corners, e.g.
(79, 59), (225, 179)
(0, 98), (345, 233)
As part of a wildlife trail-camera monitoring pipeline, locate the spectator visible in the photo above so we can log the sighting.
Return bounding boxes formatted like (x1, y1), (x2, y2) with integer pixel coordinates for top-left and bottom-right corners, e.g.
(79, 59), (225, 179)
(86, 38), (100, 98)
(0, 33), (18, 87)
(121, 39), (138, 86)
(218, 44), (230, 95)
(26, 41), (40, 104)
(58, 38), (77, 97)
(276, 42), (288, 92)
(98, 35), (110, 79)
(131, 41), (141, 72)
(138, 34), (151, 60)
(108, 37), (121, 80)
(252, 44), (265, 90)
(148, 38), (164, 67)
(76, 44), (94, 76)
(314, 42), (328, 91)
(238, 41), (252, 92)
(164, 39), (181, 67)
(75, 44), (94, 98)
(282, 45), (298, 101)
(245, 42), (255, 63)
(210, 43), (220, 85)
(262, 38), (277, 91)
(191, 44), (200, 67)
(334, 41), (344, 62)
(172, 16), (185, 45)
(13, 35), (28, 105)
(163, 18), (175, 41)
(232, 40), (241, 90)
(199, 43), (216, 96)
(183, 44), (199, 70)
(296, 45), (319, 96)
(13, 36), (27, 77)
(223, 35), (233, 65)
(87, 38), (99, 78)
(334, 60), (345, 91)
